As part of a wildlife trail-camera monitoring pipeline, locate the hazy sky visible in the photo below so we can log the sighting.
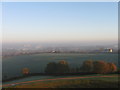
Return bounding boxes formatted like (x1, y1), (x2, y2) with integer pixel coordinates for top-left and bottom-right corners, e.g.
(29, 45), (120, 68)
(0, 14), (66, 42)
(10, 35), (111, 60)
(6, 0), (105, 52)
(2, 2), (118, 44)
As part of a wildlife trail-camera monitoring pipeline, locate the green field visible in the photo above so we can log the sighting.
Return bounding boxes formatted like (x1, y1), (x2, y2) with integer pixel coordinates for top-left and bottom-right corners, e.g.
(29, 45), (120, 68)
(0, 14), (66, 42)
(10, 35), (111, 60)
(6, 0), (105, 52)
(3, 53), (118, 78)
(4, 74), (119, 88)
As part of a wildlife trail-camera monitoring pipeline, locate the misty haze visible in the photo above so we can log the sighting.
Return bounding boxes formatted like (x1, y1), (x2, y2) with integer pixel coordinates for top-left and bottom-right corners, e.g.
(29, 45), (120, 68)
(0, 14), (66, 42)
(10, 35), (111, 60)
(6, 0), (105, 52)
(2, 2), (119, 88)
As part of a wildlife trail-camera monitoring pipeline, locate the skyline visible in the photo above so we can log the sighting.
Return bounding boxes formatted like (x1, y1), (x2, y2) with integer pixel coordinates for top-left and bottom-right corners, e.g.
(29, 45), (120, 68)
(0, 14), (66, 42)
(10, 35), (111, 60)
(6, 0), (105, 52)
(2, 2), (118, 44)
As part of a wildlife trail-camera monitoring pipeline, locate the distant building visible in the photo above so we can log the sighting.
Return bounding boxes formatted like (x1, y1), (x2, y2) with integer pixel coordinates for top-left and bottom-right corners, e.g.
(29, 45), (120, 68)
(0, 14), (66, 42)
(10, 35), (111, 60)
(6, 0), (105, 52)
(109, 48), (113, 52)
(52, 50), (56, 53)
(104, 48), (113, 53)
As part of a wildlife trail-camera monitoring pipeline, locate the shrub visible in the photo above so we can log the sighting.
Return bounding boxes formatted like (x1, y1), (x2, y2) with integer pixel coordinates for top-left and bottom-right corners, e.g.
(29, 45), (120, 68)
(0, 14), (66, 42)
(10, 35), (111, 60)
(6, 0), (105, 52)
(107, 63), (117, 73)
(22, 68), (30, 75)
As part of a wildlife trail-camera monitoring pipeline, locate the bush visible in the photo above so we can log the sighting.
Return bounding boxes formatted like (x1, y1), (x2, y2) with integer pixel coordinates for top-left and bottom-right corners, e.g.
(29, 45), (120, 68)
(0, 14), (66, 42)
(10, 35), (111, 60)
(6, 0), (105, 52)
(107, 63), (117, 73)
(22, 68), (30, 75)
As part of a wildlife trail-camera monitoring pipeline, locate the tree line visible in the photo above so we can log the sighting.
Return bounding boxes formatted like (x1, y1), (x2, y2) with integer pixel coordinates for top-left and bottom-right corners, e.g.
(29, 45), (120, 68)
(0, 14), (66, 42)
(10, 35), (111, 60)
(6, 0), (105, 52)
(21, 60), (118, 75)
(44, 60), (117, 74)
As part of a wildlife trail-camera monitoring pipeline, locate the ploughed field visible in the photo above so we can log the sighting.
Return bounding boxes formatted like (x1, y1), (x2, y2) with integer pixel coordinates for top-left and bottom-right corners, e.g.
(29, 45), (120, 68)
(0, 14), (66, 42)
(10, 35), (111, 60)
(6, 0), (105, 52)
(3, 53), (118, 78)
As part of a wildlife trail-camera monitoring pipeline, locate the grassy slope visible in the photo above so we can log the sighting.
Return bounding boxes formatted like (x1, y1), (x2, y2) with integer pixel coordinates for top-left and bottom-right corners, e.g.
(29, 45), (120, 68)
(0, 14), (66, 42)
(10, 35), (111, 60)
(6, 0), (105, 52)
(8, 74), (119, 88)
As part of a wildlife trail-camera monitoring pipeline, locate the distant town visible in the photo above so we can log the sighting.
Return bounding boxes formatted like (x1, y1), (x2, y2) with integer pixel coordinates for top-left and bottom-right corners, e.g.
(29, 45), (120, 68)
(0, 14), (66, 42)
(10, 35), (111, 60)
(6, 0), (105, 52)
(2, 43), (118, 58)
